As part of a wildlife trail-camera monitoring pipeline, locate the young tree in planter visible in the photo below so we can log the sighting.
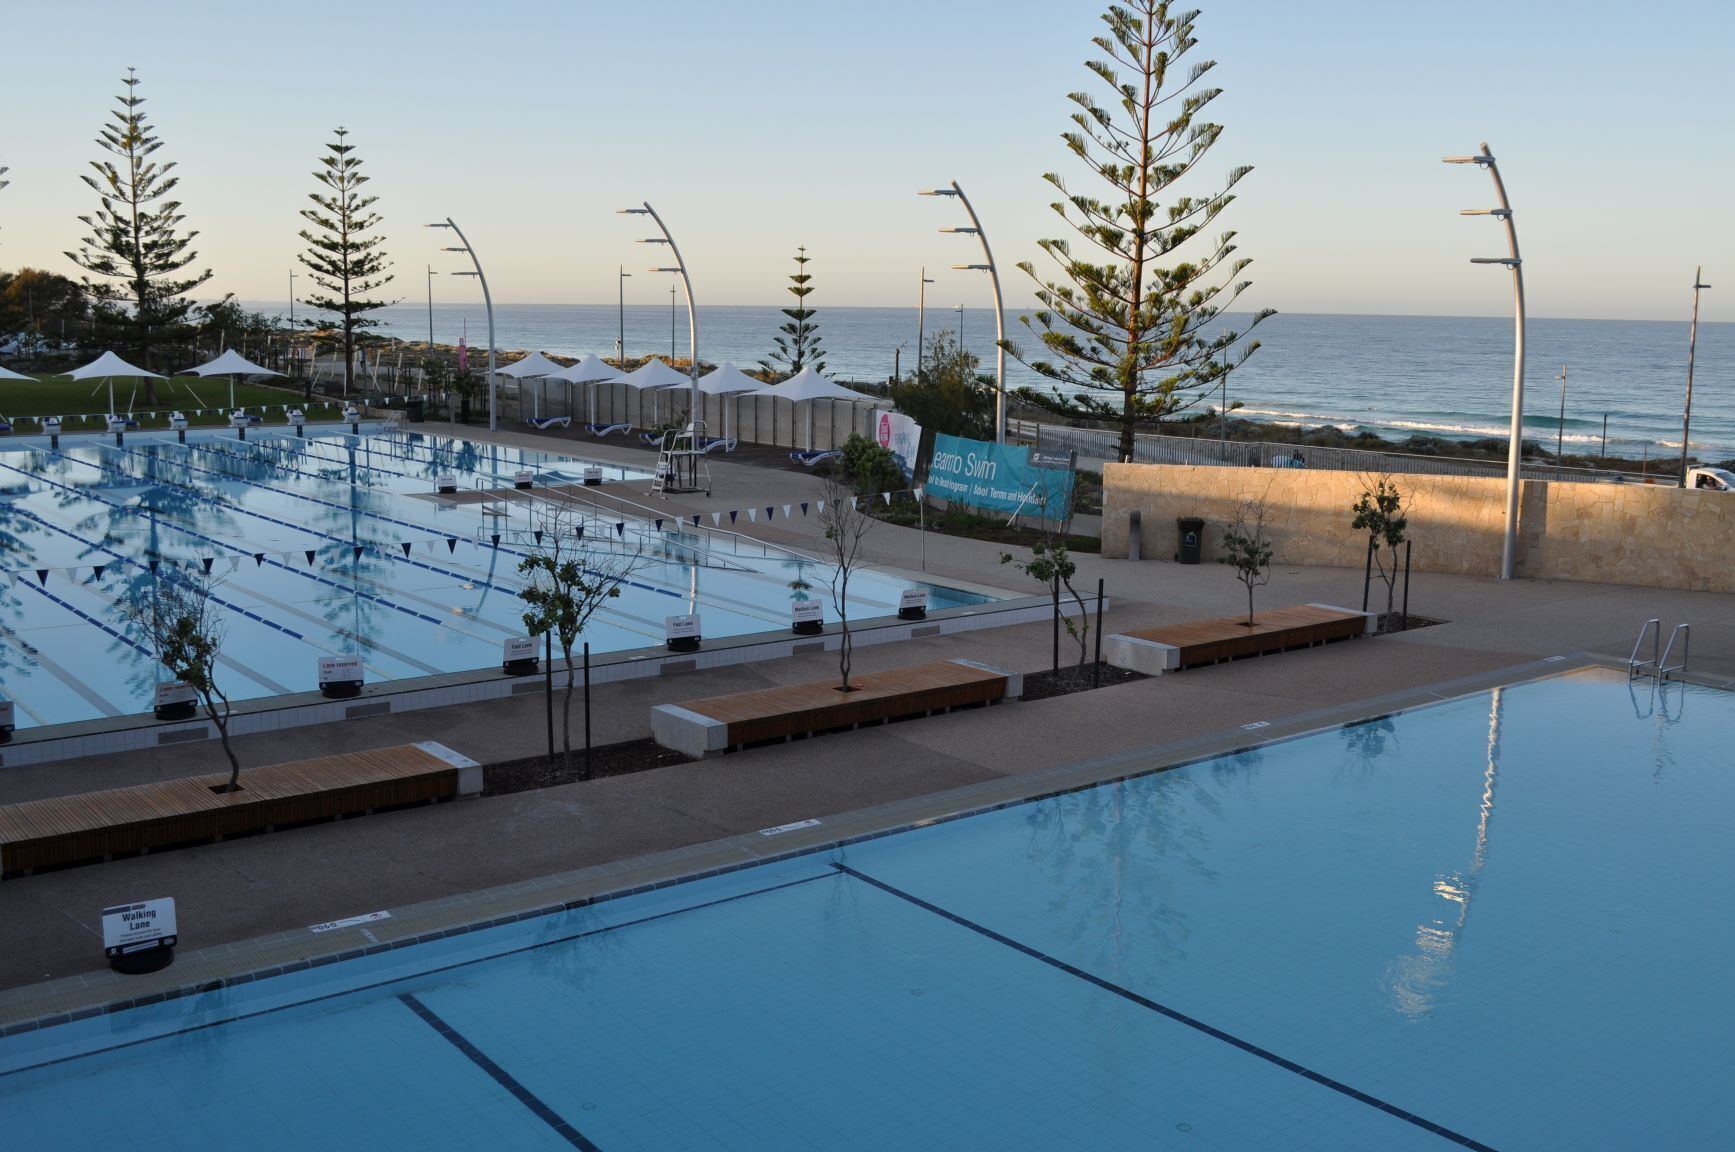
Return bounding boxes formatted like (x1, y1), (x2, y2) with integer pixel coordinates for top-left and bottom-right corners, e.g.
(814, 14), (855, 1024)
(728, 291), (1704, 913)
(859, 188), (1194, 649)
(1002, 537), (1091, 674)
(450, 367), (481, 424)
(1015, 2), (1273, 463)
(1352, 475), (1408, 631)
(66, 69), (213, 400)
(1218, 494), (1274, 626)
(517, 509), (645, 777)
(816, 473), (875, 691)
(298, 127), (397, 402)
(124, 572), (241, 792)
(759, 246), (826, 380)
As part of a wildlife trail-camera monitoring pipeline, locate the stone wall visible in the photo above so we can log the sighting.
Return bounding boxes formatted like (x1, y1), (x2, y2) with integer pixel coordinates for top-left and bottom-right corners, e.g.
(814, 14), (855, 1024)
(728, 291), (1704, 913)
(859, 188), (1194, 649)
(1103, 464), (1735, 592)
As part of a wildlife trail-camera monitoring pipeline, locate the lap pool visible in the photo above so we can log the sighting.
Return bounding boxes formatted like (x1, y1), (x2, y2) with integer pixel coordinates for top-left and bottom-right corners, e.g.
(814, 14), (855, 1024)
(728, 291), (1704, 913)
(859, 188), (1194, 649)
(0, 429), (995, 732)
(1, 666), (1727, 1149)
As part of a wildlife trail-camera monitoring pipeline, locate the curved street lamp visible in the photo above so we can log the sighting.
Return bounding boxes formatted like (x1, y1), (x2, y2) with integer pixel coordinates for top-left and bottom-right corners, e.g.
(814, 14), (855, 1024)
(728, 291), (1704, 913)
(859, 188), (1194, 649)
(921, 181), (1006, 443)
(1444, 144), (1524, 581)
(619, 203), (698, 432)
(426, 218), (497, 432)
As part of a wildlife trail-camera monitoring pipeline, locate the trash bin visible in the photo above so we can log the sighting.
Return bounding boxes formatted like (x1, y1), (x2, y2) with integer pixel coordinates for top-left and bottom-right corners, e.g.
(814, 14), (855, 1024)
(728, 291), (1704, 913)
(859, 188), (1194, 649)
(1176, 516), (1205, 564)
(405, 398), (426, 423)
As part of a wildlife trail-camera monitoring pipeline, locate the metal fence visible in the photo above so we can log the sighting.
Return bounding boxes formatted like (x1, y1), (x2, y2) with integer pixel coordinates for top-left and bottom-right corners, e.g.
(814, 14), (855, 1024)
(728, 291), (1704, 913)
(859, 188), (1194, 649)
(1025, 422), (1634, 485)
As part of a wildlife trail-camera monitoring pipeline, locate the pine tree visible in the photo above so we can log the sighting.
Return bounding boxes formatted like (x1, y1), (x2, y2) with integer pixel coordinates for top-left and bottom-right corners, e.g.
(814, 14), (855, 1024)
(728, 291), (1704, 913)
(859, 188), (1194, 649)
(760, 246), (825, 379)
(297, 127), (397, 400)
(65, 70), (212, 403)
(1016, 3), (1273, 463)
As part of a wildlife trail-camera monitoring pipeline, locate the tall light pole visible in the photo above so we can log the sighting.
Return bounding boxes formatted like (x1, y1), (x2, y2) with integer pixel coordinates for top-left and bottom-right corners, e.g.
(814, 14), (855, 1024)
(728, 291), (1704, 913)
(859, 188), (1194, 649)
(1444, 144), (1525, 581)
(425, 265), (437, 349)
(954, 304), (964, 353)
(670, 283), (677, 362)
(426, 218), (497, 432)
(620, 202), (698, 431)
(921, 181), (1006, 443)
(1680, 268), (1711, 486)
(617, 266), (631, 368)
(916, 268), (935, 380)
(288, 270), (297, 378)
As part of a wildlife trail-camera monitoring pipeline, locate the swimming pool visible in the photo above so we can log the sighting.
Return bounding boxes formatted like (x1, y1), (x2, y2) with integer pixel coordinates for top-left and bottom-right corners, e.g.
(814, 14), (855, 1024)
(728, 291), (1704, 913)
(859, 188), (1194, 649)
(0, 429), (996, 731)
(1, 666), (1726, 1149)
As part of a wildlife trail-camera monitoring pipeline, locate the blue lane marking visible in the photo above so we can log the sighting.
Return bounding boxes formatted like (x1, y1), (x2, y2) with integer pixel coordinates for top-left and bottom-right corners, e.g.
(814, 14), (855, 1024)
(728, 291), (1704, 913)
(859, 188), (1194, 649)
(833, 863), (1500, 1152)
(0, 871), (832, 1079)
(110, 440), (683, 602)
(9, 453), (447, 628)
(2, 501), (305, 641)
(17, 577), (152, 656)
(398, 993), (602, 1152)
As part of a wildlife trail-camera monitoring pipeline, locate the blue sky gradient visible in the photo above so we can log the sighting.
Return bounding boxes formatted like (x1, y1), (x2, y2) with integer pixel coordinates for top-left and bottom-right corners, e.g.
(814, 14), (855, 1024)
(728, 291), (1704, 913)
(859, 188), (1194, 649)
(2, 0), (1729, 321)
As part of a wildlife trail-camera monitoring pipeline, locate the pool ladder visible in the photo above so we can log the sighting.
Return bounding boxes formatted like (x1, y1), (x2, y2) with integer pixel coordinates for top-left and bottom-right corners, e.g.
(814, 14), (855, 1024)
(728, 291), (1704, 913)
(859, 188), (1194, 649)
(1628, 618), (1690, 680)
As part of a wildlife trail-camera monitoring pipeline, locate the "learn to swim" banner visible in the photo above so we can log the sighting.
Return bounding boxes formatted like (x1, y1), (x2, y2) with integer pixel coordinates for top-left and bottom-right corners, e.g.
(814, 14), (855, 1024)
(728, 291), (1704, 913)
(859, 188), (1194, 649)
(925, 433), (1075, 518)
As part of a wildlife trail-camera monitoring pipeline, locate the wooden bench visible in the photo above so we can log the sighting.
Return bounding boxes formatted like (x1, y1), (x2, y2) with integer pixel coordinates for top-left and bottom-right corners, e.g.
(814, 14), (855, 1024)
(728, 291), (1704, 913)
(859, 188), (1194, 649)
(0, 742), (480, 877)
(652, 659), (1021, 757)
(1104, 603), (1375, 675)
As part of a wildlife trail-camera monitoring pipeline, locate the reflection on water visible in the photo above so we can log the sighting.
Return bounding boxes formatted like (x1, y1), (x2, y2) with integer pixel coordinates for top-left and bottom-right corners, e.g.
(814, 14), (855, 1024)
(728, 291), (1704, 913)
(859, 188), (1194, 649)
(1380, 690), (1501, 1020)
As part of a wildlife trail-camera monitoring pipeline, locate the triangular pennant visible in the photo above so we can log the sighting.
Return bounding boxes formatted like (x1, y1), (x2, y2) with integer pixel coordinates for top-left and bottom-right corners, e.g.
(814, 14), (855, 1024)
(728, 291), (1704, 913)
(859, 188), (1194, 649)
(782, 504), (792, 519)
(446, 537), (458, 553)
(691, 515), (702, 526)
(148, 559), (161, 574)
(800, 502), (809, 516)
(849, 497), (859, 510)
(533, 530), (544, 546)
(746, 509), (756, 523)
(254, 552), (265, 566)
(816, 500), (825, 515)
(614, 522), (625, 536)
(765, 506), (775, 521)
(729, 510), (739, 525)
(914, 486), (925, 501)
(92, 564), (106, 580)
(400, 542), (411, 557)
(490, 534), (501, 548)
(304, 550), (316, 566)
(881, 492), (892, 505)
(201, 557), (215, 574)
(353, 545), (365, 560)
(576, 526), (584, 539)
(654, 519), (664, 532)
(711, 512), (722, 526)
(35, 569), (49, 586)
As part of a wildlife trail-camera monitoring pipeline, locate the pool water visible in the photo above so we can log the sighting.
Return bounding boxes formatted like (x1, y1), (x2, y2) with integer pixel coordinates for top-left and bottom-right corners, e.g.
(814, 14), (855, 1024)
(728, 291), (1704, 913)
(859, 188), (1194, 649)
(1, 668), (1728, 1149)
(0, 430), (994, 730)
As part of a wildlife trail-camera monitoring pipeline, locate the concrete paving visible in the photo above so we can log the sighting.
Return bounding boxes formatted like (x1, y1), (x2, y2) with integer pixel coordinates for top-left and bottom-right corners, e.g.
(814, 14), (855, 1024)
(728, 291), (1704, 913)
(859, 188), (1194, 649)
(3, 419), (1732, 1009)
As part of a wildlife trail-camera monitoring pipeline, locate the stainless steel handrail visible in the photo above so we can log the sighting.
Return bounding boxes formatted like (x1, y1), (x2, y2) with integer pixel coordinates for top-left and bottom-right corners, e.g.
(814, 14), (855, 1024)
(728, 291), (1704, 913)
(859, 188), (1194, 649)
(1627, 617), (1660, 677)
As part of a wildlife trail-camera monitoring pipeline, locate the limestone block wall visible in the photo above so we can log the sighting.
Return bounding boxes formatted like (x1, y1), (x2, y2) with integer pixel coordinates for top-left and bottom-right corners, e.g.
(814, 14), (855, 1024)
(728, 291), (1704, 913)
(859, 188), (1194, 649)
(1103, 464), (1735, 592)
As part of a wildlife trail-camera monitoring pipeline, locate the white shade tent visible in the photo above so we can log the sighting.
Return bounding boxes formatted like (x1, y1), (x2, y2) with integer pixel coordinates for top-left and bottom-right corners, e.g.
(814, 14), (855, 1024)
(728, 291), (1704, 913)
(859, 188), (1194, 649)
(495, 351), (566, 379)
(497, 352), (570, 419)
(66, 351), (166, 418)
(696, 363), (765, 439)
(750, 366), (874, 449)
(549, 354), (626, 424)
(0, 364), (34, 382)
(621, 358), (693, 428)
(180, 348), (284, 411)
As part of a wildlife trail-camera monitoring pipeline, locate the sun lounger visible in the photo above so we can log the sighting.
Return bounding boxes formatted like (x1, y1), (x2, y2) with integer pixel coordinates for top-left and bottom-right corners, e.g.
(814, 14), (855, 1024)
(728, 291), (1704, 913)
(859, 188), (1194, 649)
(699, 436), (737, 455)
(585, 421), (632, 438)
(0, 419), (11, 434)
(527, 415), (571, 431)
(640, 431), (667, 446)
(790, 449), (841, 467)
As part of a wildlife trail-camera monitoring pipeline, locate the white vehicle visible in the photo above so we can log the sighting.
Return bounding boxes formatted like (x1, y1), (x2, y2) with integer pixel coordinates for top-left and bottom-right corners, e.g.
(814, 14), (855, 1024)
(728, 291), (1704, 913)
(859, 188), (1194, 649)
(1687, 467), (1735, 492)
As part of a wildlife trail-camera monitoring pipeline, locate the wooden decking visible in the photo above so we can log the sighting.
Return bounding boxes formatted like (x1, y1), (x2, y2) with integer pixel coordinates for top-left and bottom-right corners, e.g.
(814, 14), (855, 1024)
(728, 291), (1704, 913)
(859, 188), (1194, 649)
(1112, 603), (1372, 673)
(0, 743), (475, 877)
(667, 659), (1016, 753)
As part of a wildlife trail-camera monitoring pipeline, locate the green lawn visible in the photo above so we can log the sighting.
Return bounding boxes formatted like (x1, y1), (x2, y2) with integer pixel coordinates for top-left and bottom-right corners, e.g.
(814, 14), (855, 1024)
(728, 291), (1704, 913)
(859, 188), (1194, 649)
(1, 375), (320, 428)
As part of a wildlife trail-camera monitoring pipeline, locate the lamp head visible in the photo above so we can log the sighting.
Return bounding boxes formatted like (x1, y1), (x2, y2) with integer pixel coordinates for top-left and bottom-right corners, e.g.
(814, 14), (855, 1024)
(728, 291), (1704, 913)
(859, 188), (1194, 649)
(1469, 257), (1521, 267)
(617, 207), (650, 215)
(424, 222), (452, 229)
(953, 264), (991, 271)
(939, 226), (980, 235)
(1460, 208), (1512, 218)
(917, 188), (959, 197)
(652, 266), (683, 274)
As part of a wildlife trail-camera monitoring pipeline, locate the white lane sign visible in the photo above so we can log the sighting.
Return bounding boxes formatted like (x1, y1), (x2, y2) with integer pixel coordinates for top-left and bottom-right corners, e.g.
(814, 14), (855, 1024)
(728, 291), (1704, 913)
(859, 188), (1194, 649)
(102, 898), (177, 958)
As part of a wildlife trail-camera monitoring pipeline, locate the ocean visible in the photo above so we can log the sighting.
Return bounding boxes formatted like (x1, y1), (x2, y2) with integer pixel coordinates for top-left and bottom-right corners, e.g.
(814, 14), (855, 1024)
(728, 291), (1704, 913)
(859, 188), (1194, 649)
(248, 301), (1735, 461)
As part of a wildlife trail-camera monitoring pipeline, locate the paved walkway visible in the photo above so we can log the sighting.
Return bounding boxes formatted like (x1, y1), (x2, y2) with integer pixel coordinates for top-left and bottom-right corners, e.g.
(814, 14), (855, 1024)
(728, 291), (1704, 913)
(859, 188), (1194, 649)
(3, 419), (1731, 1008)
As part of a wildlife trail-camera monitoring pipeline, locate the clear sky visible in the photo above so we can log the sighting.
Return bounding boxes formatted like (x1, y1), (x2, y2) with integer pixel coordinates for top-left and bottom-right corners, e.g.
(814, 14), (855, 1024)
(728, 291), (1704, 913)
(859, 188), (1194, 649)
(2, 0), (1730, 321)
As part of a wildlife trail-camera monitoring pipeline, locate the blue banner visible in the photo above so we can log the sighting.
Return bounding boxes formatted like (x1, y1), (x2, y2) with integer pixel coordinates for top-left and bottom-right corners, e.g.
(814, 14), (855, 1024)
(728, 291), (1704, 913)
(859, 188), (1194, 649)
(925, 434), (1075, 518)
